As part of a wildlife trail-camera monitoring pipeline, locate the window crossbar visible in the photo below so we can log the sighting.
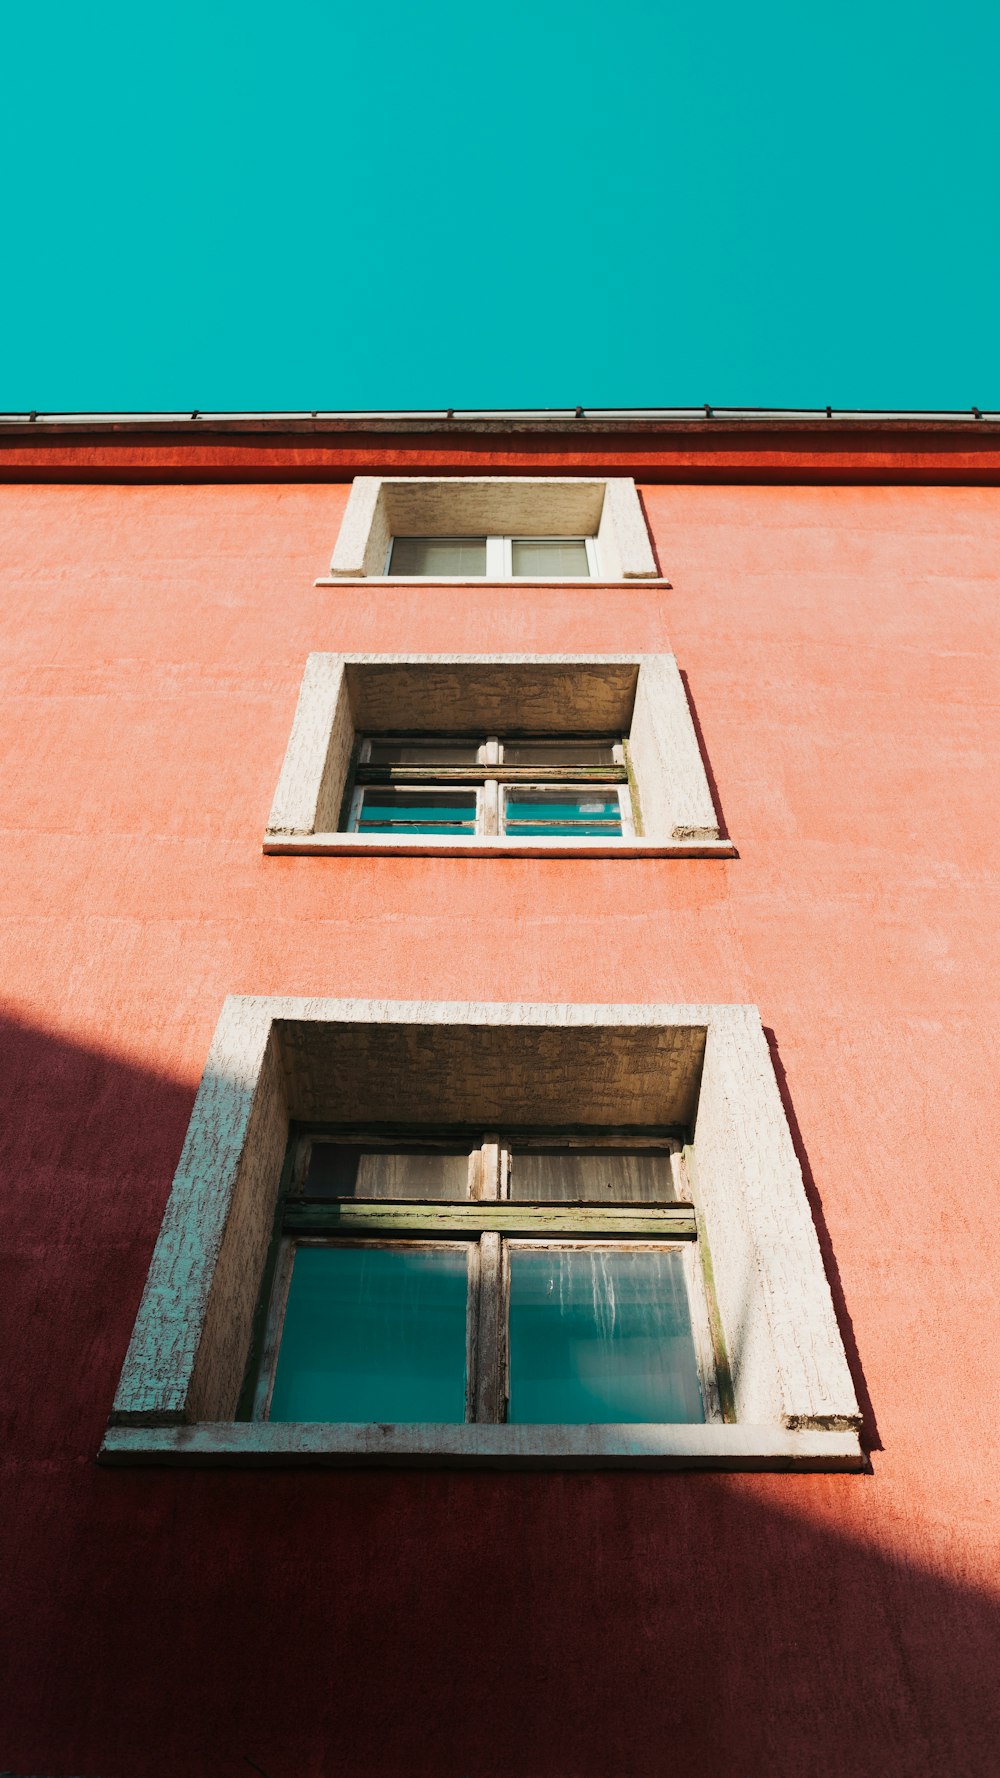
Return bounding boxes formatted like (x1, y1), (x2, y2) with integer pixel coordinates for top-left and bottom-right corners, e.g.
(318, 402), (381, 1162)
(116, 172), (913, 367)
(283, 1202), (697, 1237)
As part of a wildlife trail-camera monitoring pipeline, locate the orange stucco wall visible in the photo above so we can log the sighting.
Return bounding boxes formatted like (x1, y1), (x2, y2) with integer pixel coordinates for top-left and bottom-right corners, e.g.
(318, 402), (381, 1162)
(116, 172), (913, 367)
(1, 479), (998, 1776)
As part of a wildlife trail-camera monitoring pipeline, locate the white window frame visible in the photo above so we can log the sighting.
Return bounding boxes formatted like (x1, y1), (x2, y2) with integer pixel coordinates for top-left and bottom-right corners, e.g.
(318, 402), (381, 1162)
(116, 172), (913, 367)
(101, 998), (863, 1471)
(499, 781), (634, 840)
(383, 534), (600, 579)
(347, 781), (485, 836)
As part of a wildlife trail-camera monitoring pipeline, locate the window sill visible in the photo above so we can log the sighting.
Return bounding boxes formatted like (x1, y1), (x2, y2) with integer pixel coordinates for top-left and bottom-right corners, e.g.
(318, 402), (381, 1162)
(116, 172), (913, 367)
(314, 577), (673, 589)
(100, 1423), (862, 1471)
(263, 834), (737, 859)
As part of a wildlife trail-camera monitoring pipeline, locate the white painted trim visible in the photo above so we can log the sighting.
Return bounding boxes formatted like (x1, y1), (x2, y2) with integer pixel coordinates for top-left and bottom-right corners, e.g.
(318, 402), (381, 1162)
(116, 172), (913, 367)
(328, 477), (659, 580)
(264, 653), (723, 849)
(100, 1422), (864, 1471)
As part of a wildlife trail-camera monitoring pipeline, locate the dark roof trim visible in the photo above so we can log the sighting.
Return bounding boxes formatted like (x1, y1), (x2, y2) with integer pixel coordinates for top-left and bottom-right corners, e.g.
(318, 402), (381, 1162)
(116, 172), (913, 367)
(3, 409), (1000, 484)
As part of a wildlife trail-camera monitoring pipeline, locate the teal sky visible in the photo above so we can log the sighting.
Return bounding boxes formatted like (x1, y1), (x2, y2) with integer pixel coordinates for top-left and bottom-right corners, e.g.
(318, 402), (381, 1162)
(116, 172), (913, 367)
(2, 0), (997, 411)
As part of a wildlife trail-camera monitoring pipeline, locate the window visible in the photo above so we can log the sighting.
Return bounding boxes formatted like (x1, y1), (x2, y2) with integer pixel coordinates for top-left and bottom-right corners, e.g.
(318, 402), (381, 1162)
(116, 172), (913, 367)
(323, 477), (662, 582)
(346, 734), (635, 839)
(264, 654), (732, 857)
(247, 1131), (720, 1428)
(102, 998), (862, 1470)
(386, 536), (596, 578)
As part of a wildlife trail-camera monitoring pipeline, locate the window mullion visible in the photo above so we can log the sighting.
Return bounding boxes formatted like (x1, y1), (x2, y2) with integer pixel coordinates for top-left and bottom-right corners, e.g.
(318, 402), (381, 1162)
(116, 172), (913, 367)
(485, 536), (505, 577)
(482, 778), (499, 836)
(473, 1230), (508, 1423)
(474, 1134), (502, 1200)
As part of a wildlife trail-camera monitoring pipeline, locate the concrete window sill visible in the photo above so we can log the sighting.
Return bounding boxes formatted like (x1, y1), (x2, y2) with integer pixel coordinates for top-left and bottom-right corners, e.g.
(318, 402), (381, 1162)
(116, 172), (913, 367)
(263, 834), (737, 859)
(314, 577), (673, 589)
(100, 1423), (864, 1471)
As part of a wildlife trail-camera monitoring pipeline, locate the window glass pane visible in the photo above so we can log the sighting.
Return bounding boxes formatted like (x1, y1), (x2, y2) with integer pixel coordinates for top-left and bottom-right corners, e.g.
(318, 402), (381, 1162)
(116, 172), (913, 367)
(366, 739), (481, 766)
(304, 1144), (470, 1200)
(510, 1149), (677, 1202)
(389, 537), (488, 576)
(503, 790), (622, 837)
(510, 539), (591, 577)
(269, 1246), (469, 1423)
(501, 738), (618, 768)
(355, 787), (477, 833)
(508, 1248), (705, 1424)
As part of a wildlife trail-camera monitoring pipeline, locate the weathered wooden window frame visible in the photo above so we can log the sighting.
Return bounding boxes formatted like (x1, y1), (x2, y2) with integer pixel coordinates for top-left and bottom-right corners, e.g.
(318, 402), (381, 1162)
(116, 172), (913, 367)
(264, 655), (734, 858)
(100, 998), (863, 1471)
(245, 1129), (721, 1428)
(345, 733), (636, 839)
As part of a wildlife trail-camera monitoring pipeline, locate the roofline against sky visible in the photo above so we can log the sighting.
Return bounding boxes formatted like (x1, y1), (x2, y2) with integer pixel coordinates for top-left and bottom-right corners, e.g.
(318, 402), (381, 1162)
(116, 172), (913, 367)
(4, 407), (999, 484)
(0, 406), (998, 432)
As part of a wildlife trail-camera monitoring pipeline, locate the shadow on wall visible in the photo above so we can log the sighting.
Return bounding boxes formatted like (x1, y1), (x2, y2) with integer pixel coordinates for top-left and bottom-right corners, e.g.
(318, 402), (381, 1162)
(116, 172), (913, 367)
(0, 1008), (997, 1778)
(678, 668), (733, 842)
(764, 1025), (882, 1451)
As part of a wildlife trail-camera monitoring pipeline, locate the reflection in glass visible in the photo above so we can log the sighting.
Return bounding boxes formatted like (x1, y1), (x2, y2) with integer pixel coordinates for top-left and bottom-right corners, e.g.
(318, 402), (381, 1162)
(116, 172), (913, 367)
(366, 739), (481, 766)
(510, 539), (591, 577)
(507, 1247), (705, 1424)
(510, 1149), (677, 1202)
(304, 1145), (470, 1200)
(269, 1245), (469, 1423)
(389, 537), (488, 576)
(501, 738), (617, 768)
(503, 790), (622, 837)
(355, 787), (477, 833)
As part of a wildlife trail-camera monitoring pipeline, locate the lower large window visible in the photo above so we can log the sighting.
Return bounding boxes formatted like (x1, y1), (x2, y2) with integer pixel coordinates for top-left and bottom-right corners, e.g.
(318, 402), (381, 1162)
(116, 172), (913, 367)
(247, 1132), (720, 1426)
(103, 998), (863, 1470)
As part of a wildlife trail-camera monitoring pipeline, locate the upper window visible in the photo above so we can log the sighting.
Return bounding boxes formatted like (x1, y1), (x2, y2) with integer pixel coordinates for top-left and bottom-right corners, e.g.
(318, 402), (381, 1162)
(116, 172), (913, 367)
(346, 733), (634, 839)
(247, 1129), (720, 1429)
(386, 536), (596, 578)
(323, 477), (661, 582)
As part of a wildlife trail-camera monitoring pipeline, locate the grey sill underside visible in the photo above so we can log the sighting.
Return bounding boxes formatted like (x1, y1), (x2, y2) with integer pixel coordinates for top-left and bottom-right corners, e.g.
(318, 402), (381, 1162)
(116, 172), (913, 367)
(101, 1423), (863, 1471)
(315, 577), (674, 589)
(263, 834), (737, 859)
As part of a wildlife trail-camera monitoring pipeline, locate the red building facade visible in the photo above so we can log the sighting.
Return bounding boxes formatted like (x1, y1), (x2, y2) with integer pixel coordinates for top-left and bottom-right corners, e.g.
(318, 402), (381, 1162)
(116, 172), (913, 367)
(1, 412), (999, 1776)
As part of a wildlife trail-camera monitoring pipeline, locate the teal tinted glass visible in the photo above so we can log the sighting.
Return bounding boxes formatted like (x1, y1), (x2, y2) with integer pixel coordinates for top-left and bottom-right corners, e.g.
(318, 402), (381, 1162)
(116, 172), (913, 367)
(356, 787), (477, 832)
(269, 1245), (469, 1423)
(504, 790), (622, 837)
(507, 1247), (705, 1424)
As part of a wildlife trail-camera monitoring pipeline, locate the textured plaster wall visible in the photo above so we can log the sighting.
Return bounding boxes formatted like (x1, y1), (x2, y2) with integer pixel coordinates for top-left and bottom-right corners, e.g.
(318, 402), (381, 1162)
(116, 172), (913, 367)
(1, 481), (999, 1776)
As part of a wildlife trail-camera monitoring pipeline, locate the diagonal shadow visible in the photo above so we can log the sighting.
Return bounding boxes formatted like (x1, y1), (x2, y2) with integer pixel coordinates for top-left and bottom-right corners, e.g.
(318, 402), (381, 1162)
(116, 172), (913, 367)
(3, 1008), (997, 1778)
(678, 667), (733, 843)
(764, 1024), (882, 1452)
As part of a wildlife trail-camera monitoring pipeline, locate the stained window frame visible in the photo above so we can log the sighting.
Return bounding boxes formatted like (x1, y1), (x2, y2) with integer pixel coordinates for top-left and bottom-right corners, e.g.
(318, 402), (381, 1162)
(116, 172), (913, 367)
(243, 1128), (725, 1430)
(345, 733), (637, 839)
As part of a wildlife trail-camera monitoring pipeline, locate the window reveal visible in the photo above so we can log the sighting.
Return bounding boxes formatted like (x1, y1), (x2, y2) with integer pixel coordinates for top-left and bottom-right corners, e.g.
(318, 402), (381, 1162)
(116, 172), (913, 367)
(386, 535), (596, 578)
(346, 735), (636, 839)
(246, 1133), (722, 1428)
